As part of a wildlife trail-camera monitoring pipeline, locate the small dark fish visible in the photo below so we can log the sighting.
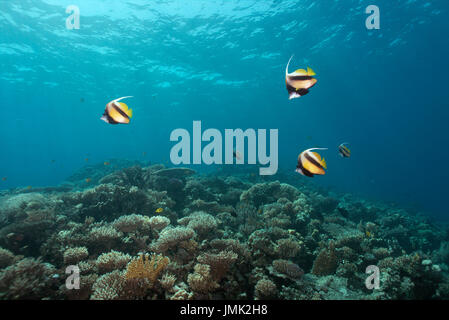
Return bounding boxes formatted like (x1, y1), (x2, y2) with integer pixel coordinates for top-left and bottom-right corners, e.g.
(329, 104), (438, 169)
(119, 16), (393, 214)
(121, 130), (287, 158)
(1, 177), (6, 181)
(338, 143), (351, 158)
(80, 98), (85, 103)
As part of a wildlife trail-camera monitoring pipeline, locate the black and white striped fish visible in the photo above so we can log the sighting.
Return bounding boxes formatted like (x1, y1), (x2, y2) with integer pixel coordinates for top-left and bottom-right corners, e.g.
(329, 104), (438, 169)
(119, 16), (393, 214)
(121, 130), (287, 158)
(338, 143), (351, 158)
(285, 55), (317, 100)
(295, 148), (327, 177)
(101, 96), (133, 125)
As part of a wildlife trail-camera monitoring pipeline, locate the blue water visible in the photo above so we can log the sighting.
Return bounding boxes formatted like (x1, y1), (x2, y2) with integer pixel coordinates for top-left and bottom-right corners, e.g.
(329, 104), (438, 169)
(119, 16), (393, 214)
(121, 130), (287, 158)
(1, 0), (448, 219)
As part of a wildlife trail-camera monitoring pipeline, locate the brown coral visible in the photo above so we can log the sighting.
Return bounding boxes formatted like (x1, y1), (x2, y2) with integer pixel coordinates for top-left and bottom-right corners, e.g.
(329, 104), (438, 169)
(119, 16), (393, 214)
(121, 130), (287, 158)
(124, 253), (170, 285)
(272, 259), (304, 279)
(254, 278), (277, 299)
(187, 263), (219, 294)
(197, 250), (238, 281)
(311, 241), (338, 276)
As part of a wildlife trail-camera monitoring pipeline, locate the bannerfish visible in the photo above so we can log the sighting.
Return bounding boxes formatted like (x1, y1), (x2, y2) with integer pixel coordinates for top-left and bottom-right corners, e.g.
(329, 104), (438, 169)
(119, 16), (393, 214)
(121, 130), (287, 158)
(285, 55), (317, 100)
(233, 150), (242, 160)
(338, 143), (351, 158)
(295, 148), (328, 177)
(101, 96), (133, 124)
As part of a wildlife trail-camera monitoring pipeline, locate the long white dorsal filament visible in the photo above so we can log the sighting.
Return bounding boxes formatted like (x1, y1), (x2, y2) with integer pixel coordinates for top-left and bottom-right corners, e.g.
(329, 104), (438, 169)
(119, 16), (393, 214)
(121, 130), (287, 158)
(286, 55), (294, 76)
(113, 96), (133, 103)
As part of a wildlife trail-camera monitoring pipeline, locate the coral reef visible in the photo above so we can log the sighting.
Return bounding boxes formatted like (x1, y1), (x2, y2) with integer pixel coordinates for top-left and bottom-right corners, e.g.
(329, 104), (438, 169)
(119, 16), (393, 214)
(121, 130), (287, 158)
(0, 163), (448, 300)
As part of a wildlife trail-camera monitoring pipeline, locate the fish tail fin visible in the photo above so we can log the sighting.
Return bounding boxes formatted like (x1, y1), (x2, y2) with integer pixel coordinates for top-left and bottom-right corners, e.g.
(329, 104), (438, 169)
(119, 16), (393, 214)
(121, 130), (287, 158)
(321, 157), (327, 169)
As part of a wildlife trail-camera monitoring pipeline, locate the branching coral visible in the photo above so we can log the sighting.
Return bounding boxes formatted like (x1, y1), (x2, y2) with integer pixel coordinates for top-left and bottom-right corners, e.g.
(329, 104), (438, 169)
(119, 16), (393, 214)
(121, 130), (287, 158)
(124, 253), (170, 286)
(178, 211), (218, 238)
(0, 258), (56, 299)
(0, 247), (16, 269)
(112, 214), (152, 234)
(1, 162), (449, 301)
(96, 250), (131, 273)
(149, 215), (171, 231)
(311, 241), (338, 276)
(88, 225), (123, 251)
(254, 278), (278, 299)
(151, 226), (195, 253)
(197, 250), (238, 281)
(63, 247), (89, 265)
(90, 270), (126, 300)
(187, 263), (219, 294)
(274, 238), (302, 258)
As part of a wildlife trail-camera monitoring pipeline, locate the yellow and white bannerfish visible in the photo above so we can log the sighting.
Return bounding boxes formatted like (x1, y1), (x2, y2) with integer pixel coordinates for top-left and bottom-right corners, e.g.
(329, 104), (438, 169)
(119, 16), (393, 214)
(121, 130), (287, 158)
(295, 148), (327, 177)
(338, 143), (351, 158)
(285, 55), (317, 100)
(101, 96), (133, 124)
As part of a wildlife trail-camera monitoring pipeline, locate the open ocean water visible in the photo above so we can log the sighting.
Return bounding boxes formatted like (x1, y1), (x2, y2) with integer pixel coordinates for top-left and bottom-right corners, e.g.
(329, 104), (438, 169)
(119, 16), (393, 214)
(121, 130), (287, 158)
(0, 0), (448, 302)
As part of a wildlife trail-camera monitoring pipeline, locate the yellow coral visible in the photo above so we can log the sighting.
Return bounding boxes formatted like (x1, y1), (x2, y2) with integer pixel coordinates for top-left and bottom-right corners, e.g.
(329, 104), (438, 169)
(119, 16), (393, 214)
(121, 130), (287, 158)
(124, 253), (170, 284)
